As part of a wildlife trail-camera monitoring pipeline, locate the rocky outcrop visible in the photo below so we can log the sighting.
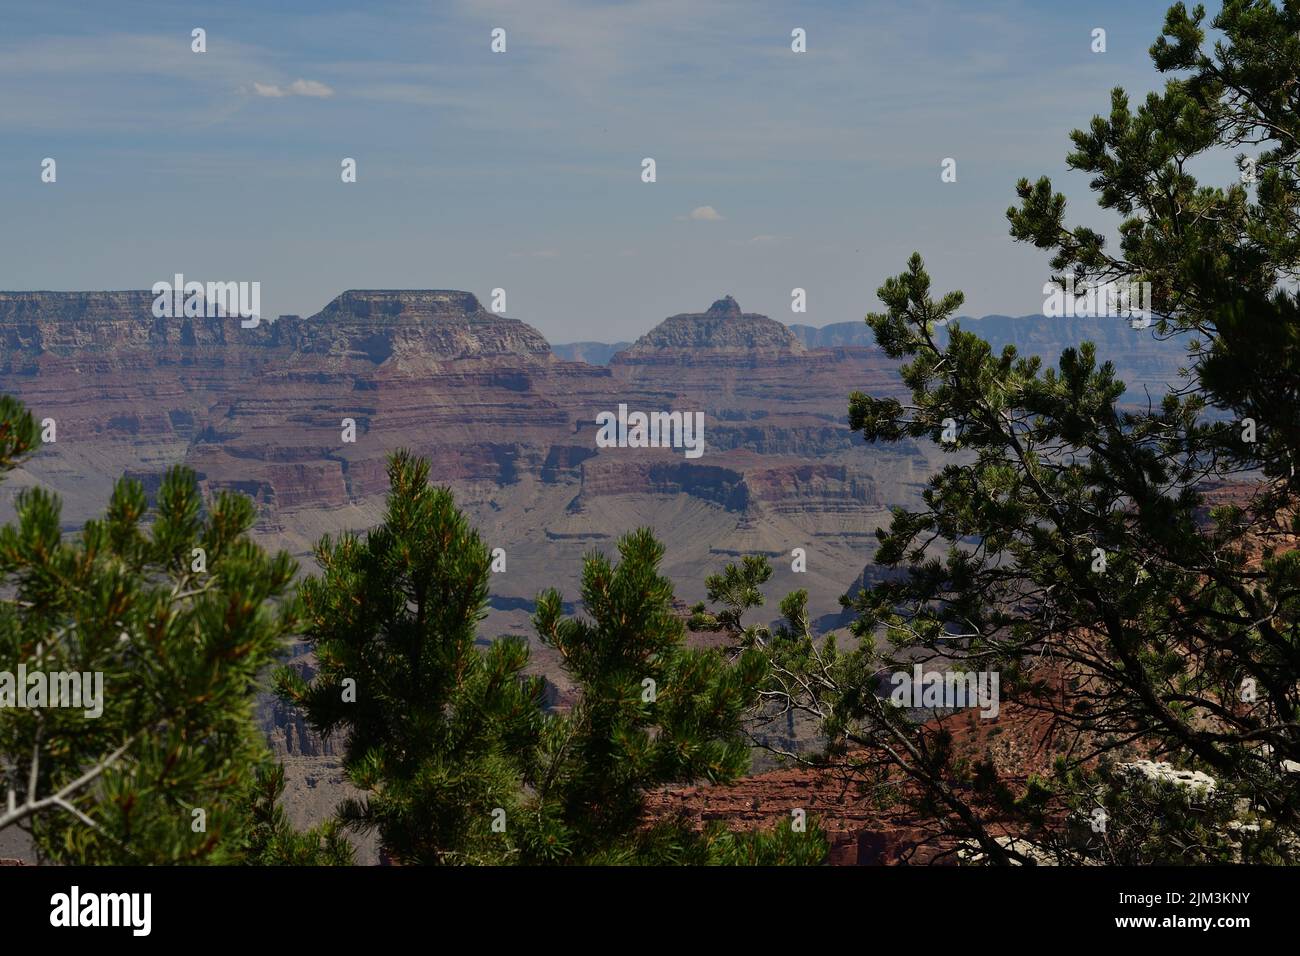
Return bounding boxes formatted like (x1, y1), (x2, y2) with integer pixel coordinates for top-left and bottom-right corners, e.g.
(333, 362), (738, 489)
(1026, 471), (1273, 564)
(576, 457), (750, 508)
(643, 668), (1120, 866)
(1113, 760), (1218, 796)
(955, 836), (1068, 866)
(265, 290), (553, 361)
(612, 296), (806, 366)
(569, 456), (878, 522)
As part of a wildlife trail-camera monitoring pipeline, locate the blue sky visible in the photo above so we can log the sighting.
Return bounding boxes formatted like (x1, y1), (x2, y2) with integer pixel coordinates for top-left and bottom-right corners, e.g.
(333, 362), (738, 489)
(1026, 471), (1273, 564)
(1, 1), (1188, 342)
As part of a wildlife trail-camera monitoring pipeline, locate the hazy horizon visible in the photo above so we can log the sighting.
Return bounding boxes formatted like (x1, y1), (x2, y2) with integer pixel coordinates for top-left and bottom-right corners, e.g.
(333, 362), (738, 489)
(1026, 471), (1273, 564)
(0, 283), (1083, 344)
(2, 0), (1219, 343)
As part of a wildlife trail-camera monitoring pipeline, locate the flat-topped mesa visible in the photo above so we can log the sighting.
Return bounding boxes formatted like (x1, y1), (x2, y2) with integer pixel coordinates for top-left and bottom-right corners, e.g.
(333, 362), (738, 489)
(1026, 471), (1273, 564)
(313, 289), (487, 322)
(612, 296), (806, 366)
(0, 291), (237, 356)
(272, 289), (553, 361)
(0, 289), (553, 364)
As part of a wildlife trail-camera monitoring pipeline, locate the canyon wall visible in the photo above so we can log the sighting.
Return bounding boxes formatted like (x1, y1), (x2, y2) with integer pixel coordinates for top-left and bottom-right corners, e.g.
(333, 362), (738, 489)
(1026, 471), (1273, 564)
(0, 288), (1188, 858)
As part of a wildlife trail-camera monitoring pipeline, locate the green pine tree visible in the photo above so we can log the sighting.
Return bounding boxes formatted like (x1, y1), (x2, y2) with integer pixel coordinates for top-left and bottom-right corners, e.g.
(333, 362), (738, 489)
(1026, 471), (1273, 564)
(528, 528), (821, 863)
(277, 450), (546, 865)
(753, 0), (1300, 864)
(238, 761), (355, 865)
(283, 451), (827, 865)
(0, 393), (320, 863)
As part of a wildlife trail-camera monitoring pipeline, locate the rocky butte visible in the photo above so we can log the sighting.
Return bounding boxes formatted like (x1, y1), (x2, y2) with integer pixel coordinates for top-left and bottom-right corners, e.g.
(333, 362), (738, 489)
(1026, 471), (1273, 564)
(263, 289), (552, 361)
(613, 294), (806, 365)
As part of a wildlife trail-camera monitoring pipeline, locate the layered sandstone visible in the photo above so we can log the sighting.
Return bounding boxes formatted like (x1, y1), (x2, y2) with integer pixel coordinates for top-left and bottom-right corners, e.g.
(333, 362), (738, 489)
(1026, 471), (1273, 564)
(0, 291), (236, 357)
(263, 290), (553, 361)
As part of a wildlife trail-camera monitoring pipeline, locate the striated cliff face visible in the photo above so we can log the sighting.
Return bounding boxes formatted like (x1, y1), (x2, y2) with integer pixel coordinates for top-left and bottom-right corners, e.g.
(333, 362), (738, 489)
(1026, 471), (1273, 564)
(570, 455), (877, 512)
(0, 291), (238, 359)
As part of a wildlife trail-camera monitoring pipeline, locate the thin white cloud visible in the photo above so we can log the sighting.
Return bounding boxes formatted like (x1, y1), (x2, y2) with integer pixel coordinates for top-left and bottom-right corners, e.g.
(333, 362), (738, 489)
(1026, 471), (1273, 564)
(249, 78), (335, 98)
(289, 79), (334, 97)
(685, 205), (724, 221)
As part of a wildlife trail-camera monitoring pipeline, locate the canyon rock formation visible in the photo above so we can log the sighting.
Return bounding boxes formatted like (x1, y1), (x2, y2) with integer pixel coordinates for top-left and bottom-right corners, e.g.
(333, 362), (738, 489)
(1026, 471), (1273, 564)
(0, 288), (1187, 858)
